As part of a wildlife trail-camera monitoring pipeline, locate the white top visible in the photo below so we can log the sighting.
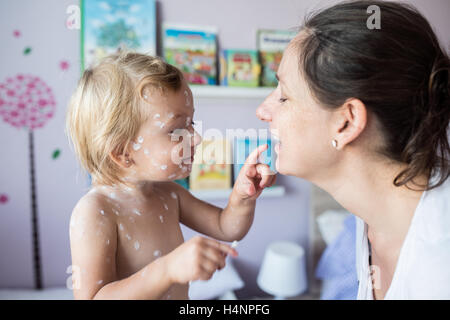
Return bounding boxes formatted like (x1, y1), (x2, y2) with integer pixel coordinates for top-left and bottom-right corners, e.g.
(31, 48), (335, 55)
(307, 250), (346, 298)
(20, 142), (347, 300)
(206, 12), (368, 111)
(356, 176), (450, 300)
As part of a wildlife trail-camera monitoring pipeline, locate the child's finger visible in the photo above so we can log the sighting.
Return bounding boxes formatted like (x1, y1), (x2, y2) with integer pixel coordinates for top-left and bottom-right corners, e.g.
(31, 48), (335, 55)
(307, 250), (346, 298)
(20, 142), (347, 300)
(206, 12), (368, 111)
(204, 238), (238, 257)
(256, 164), (274, 188)
(243, 144), (268, 168)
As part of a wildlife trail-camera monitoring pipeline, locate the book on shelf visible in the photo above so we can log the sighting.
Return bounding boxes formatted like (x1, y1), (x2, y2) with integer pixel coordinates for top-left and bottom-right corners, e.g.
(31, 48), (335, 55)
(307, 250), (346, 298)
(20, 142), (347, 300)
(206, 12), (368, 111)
(163, 23), (218, 85)
(257, 29), (297, 87)
(220, 49), (261, 87)
(81, 0), (157, 70)
(189, 139), (233, 190)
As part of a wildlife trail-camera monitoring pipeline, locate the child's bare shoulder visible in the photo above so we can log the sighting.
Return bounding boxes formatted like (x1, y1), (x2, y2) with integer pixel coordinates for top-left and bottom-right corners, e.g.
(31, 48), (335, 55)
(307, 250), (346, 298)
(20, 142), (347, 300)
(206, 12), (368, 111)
(70, 188), (116, 229)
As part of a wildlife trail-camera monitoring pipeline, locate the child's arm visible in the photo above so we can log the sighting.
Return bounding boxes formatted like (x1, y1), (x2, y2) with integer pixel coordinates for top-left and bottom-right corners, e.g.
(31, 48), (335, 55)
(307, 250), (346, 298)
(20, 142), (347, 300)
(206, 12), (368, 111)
(176, 144), (276, 242)
(70, 196), (236, 299)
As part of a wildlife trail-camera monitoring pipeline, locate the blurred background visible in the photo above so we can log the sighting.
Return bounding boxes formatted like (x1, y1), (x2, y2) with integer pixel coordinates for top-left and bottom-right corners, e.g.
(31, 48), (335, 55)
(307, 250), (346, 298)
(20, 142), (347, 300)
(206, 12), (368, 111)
(0, 0), (449, 300)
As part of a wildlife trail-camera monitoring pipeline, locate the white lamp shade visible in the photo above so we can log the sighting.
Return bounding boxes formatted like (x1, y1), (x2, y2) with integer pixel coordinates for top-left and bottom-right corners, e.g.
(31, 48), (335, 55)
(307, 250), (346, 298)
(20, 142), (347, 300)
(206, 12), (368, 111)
(257, 241), (308, 298)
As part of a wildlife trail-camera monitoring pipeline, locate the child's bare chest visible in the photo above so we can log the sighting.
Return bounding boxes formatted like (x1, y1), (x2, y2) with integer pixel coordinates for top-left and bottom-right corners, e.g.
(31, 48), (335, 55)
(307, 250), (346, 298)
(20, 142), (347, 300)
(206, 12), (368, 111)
(108, 192), (184, 279)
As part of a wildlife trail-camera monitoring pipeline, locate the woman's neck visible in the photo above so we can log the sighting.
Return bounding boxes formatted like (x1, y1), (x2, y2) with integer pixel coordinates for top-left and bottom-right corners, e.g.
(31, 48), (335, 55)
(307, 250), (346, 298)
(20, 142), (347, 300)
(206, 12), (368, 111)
(314, 153), (426, 245)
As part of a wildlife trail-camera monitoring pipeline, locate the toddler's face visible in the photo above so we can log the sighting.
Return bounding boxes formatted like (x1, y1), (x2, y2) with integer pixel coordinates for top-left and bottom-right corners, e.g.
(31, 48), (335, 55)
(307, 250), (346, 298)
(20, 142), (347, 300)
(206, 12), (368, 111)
(125, 81), (201, 182)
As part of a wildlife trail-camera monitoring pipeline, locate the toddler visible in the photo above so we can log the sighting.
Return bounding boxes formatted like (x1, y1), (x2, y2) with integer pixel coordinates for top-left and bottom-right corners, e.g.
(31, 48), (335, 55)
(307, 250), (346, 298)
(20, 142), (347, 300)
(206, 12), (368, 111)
(65, 52), (276, 299)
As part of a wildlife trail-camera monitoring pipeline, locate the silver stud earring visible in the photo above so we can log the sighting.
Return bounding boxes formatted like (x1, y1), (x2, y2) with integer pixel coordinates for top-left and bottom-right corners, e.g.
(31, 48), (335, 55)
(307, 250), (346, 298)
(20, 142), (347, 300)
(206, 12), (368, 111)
(332, 139), (338, 149)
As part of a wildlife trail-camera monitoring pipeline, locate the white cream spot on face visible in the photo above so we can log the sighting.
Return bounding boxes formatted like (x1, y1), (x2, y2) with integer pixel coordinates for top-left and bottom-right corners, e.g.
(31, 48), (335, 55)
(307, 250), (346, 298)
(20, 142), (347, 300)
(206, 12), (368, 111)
(133, 208), (142, 216)
(97, 280), (103, 285)
(168, 173), (177, 179)
(160, 165), (167, 170)
(167, 112), (174, 119)
(110, 192), (116, 199)
(159, 215), (164, 223)
(153, 113), (160, 119)
(144, 149), (150, 155)
(170, 192), (177, 199)
(134, 241), (140, 250)
(155, 121), (165, 128)
(133, 143), (142, 151)
(113, 209), (120, 216)
(100, 210), (105, 215)
(186, 116), (191, 127)
(154, 250), (161, 257)
(163, 203), (168, 211)
(137, 136), (144, 143)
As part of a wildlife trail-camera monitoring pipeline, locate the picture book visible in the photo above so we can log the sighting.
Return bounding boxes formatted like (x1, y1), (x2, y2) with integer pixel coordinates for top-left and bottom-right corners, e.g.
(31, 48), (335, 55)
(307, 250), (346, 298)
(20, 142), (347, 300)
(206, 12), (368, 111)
(220, 49), (260, 87)
(163, 23), (218, 85)
(257, 29), (297, 87)
(189, 139), (232, 190)
(233, 137), (276, 184)
(82, 0), (157, 70)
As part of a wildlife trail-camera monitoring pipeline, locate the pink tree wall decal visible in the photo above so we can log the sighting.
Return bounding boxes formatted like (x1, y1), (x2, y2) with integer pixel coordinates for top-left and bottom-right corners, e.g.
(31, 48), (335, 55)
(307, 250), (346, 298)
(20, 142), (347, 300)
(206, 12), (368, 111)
(0, 74), (56, 289)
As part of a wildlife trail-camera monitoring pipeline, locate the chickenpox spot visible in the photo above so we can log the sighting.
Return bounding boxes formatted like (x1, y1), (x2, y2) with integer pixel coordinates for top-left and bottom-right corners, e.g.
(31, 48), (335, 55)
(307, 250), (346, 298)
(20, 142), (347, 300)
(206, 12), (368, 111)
(160, 165), (167, 170)
(133, 208), (142, 216)
(163, 203), (168, 211)
(126, 234), (131, 240)
(159, 215), (164, 223)
(100, 210), (105, 215)
(153, 113), (160, 119)
(134, 241), (140, 250)
(113, 209), (120, 216)
(133, 143), (142, 151)
(170, 192), (177, 199)
(154, 250), (161, 257)
(144, 149), (150, 155)
(119, 223), (124, 231)
(137, 136), (144, 143)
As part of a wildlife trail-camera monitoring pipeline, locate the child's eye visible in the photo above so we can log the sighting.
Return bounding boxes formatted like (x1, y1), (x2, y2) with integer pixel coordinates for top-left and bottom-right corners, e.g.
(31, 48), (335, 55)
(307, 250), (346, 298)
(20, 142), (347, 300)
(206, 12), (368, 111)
(279, 97), (287, 103)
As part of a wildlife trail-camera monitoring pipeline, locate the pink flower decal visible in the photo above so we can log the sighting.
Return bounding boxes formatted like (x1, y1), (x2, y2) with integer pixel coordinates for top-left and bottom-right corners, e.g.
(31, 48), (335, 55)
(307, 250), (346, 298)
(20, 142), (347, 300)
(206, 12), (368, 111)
(0, 74), (56, 130)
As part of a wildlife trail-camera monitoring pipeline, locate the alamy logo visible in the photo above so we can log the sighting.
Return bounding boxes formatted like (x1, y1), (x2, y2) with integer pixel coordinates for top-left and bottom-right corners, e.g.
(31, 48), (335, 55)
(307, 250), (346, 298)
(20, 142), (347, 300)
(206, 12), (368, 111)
(366, 5), (381, 30)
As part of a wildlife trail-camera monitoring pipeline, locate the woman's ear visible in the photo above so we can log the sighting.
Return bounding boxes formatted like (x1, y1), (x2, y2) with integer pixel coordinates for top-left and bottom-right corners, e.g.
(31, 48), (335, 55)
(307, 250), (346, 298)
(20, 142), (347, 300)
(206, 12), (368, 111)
(333, 98), (367, 150)
(109, 149), (133, 169)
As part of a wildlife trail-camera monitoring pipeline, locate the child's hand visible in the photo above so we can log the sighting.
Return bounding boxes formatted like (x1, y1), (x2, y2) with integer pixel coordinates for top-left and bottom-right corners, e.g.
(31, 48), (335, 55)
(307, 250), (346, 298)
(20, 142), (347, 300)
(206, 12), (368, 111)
(233, 144), (277, 200)
(165, 236), (238, 284)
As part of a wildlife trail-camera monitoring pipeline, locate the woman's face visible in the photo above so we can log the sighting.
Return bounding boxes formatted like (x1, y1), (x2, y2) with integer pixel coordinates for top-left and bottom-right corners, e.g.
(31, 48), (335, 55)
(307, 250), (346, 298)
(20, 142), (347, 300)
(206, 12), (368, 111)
(256, 37), (339, 181)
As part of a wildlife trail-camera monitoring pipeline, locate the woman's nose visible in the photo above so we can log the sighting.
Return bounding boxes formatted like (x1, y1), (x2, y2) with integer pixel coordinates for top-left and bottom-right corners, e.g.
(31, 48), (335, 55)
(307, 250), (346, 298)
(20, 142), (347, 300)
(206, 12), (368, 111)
(256, 93), (275, 122)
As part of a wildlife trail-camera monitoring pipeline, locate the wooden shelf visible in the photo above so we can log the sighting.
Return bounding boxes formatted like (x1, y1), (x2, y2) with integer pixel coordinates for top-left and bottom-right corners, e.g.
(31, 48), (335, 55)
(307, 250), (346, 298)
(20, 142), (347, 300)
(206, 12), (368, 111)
(191, 85), (274, 99)
(190, 185), (285, 200)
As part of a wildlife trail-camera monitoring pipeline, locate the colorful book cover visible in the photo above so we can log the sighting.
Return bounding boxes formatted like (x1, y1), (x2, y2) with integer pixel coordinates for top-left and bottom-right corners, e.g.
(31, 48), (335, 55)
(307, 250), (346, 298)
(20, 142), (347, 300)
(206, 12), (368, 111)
(81, 0), (157, 71)
(221, 49), (260, 87)
(190, 140), (232, 190)
(257, 29), (297, 87)
(233, 137), (276, 184)
(163, 24), (218, 85)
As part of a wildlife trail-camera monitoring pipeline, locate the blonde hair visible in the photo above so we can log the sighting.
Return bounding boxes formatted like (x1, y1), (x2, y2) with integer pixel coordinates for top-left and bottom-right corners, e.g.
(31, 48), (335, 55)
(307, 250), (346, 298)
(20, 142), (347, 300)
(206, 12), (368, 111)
(65, 51), (184, 186)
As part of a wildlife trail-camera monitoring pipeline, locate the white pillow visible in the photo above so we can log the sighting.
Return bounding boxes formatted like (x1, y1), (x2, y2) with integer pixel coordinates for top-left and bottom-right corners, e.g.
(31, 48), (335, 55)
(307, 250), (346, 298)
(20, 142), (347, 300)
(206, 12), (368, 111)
(316, 210), (351, 246)
(188, 257), (244, 300)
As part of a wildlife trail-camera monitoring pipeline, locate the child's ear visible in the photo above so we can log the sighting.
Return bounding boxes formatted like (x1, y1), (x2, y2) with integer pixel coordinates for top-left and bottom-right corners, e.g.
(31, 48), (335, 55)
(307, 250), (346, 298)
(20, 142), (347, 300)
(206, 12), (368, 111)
(109, 150), (133, 169)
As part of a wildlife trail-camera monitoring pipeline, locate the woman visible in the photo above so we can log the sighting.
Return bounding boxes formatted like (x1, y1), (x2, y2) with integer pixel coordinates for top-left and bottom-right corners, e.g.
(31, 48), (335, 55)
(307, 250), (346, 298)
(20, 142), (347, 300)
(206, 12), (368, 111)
(256, 0), (450, 299)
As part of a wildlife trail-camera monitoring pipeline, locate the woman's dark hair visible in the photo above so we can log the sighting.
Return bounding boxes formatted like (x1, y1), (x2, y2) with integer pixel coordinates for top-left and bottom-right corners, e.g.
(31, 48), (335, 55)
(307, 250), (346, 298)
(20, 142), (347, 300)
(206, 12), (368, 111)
(298, 0), (450, 190)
